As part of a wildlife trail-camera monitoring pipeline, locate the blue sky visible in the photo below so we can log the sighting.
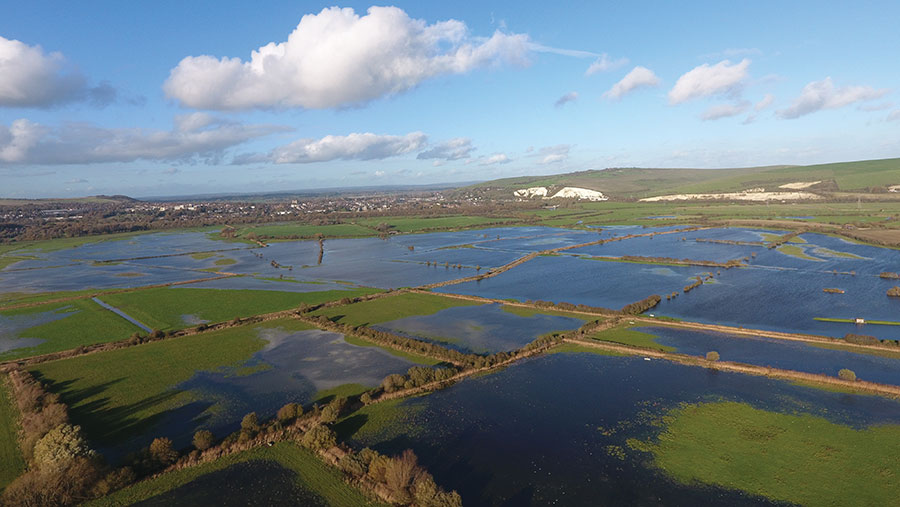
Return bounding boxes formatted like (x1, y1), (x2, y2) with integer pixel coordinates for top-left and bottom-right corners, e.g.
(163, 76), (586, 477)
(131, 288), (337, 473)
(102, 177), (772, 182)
(1, 1), (898, 198)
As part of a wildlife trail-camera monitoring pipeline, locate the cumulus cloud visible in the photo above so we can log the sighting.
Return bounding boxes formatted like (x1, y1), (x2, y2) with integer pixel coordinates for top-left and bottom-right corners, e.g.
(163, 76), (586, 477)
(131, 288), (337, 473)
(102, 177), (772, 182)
(603, 66), (660, 100)
(479, 153), (511, 165)
(0, 35), (117, 108)
(777, 77), (890, 119)
(887, 110), (900, 122)
(417, 138), (474, 161)
(668, 59), (750, 104)
(534, 144), (570, 164)
(164, 6), (531, 110)
(585, 53), (628, 75)
(0, 113), (282, 165)
(554, 91), (578, 107)
(701, 101), (750, 121)
(257, 132), (427, 164)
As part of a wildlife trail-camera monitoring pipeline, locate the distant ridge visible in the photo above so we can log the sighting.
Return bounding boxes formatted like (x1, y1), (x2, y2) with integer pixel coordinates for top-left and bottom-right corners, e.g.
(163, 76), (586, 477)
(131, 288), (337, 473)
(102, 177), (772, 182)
(457, 157), (900, 200)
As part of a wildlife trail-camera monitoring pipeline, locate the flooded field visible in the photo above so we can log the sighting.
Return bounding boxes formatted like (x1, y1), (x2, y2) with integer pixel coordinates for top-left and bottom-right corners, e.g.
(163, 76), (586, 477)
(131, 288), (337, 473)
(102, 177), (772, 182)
(372, 303), (586, 354)
(630, 326), (900, 385)
(346, 351), (900, 506)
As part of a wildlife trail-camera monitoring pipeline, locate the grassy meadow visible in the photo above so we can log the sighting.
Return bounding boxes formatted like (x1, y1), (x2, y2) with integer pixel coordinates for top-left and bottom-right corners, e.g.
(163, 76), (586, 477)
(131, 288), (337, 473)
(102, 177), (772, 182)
(591, 326), (676, 352)
(0, 298), (142, 361)
(99, 286), (382, 331)
(629, 401), (900, 506)
(88, 442), (382, 506)
(28, 320), (306, 445)
(310, 292), (478, 327)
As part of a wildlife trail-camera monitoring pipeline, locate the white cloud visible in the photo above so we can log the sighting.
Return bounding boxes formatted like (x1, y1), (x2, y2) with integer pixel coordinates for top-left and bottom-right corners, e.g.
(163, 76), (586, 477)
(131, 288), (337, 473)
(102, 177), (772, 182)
(554, 91), (578, 107)
(668, 59), (750, 104)
(0, 36), (116, 108)
(888, 110), (900, 122)
(417, 138), (474, 160)
(857, 100), (893, 112)
(701, 101), (750, 121)
(777, 77), (890, 119)
(479, 153), (511, 165)
(585, 53), (628, 75)
(754, 94), (775, 111)
(374, 170), (385, 177)
(535, 144), (570, 164)
(164, 6), (531, 110)
(268, 132), (427, 164)
(603, 66), (660, 100)
(0, 113), (281, 165)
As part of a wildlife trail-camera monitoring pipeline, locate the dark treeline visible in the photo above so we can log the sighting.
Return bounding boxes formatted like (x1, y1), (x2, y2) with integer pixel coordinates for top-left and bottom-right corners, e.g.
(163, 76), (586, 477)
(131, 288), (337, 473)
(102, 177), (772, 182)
(2, 369), (133, 506)
(621, 295), (661, 315)
(845, 333), (900, 347)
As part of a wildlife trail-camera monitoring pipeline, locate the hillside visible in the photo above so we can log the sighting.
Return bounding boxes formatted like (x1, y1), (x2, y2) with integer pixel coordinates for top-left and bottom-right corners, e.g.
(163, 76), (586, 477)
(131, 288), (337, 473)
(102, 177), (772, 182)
(461, 157), (900, 201)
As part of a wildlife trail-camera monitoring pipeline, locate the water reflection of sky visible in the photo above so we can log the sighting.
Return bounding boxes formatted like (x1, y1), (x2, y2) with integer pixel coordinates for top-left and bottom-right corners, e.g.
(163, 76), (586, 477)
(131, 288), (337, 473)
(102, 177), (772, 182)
(352, 352), (900, 506)
(373, 303), (585, 354)
(640, 326), (900, 385)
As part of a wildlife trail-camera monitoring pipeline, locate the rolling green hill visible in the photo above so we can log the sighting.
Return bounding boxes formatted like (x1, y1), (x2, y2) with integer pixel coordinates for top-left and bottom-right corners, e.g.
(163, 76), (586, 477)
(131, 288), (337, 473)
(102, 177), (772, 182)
(461, 157), (900, 200)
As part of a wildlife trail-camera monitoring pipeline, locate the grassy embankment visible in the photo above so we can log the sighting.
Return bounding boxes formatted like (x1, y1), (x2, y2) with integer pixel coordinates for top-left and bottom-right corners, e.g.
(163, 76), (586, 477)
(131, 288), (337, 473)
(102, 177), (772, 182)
(590, 326), (676, 352)
(87, 442), (382, 506)
(0, 375), (25, 490)
(814, 317), (900, 326)
(629, 401), (900, 506)
(99, 286), (382, 331)
(0, 299), (142, 361)
(29, 319), (309, 446)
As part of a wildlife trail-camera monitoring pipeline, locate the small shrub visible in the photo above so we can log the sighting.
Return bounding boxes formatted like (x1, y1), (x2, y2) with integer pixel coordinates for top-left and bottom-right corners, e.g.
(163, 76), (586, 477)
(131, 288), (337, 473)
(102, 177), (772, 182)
(705, 351), (720, 362)
(149, 437), (178, 467)
(192, 430), (214, 451)
(838, 368), (857, 381)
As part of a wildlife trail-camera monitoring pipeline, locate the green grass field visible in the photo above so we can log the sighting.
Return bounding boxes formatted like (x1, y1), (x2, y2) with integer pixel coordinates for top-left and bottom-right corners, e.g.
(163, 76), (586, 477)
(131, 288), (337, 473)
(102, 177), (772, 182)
(99, 286), (382, 331)
(0, 298), (142, 361)
(357, 215), (515, 232)
(29, 320), (312, 446)
(87, 442), (383, 506)
(629, 401), (900, 506)
(227, 223), (376, 240)
(311, 292), (478, 327)
(0, 375), (25, 491)
(777, 244), (822, 261)
(591, 326), (676, 352)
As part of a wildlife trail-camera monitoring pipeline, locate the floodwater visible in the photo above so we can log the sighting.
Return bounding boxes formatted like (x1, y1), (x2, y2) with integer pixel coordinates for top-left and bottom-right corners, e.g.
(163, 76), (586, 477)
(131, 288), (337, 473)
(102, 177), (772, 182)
(637, 326), (900, 385)
(373, 303), (585, 354)
(347, 351), (900, 506)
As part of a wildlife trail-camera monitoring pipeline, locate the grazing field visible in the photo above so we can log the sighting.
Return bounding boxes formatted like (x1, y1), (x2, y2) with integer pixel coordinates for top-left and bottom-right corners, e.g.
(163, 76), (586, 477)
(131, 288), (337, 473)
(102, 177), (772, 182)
(629, 401), (900, 506)
(311, 292), (478, 327)
(217, 223), (376, 240)
(29, 321), (302, 445)
(87, 442), (382, 506)
(356, 215), (516, 232)
(0, 298), (142, 361)
(0, 376), (24, 490)
(591, 326), (676, 352)
(100, 286), (382, 331)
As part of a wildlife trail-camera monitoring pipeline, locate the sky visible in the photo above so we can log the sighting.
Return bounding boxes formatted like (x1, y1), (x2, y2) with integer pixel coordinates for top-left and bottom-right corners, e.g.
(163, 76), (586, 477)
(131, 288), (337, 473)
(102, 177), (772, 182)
(1, 1), (898, 198)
